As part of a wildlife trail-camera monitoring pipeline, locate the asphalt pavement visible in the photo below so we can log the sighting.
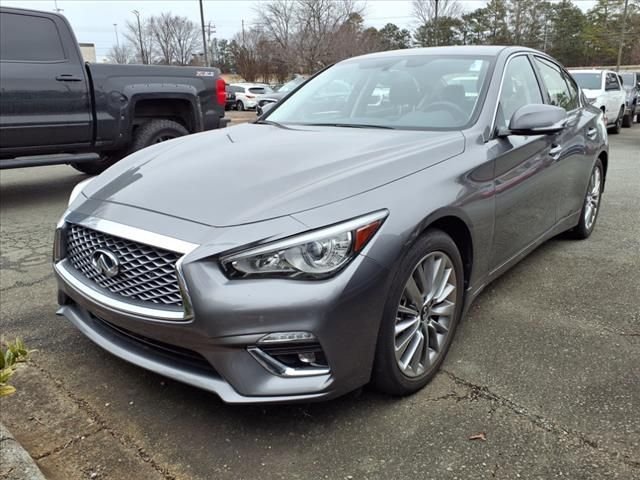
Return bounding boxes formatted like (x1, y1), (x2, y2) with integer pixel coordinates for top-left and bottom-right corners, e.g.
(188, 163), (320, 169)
(0, 119), (638, 480)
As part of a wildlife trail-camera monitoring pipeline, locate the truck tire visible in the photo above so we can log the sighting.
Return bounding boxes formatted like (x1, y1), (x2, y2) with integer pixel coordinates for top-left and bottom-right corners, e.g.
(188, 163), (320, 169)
(71, 152), (122, 175)
(131, 119), (189, 152)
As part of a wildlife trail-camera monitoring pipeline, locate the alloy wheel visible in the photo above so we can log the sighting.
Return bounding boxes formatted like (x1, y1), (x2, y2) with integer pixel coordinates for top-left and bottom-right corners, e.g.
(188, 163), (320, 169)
(584, 165), (602, 231)
(394, 251), (457, 378)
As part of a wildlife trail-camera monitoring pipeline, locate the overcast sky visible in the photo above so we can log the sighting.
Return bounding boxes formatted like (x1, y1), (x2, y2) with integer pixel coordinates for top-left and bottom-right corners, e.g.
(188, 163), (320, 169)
(3, 0), (597, 61)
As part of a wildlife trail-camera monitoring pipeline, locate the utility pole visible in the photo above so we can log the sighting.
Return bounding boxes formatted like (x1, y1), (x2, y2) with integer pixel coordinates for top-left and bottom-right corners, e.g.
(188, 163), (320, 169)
(242, 19), (246, 46)
(616, 0), (630, 72)
(53, 0), (63, 12)
(434, 0), (439, 47)
(206, 21), (217, 66)
(132, 10), (146, 64)
(199, 0), (208, 66)
(113, 23), (120, 48)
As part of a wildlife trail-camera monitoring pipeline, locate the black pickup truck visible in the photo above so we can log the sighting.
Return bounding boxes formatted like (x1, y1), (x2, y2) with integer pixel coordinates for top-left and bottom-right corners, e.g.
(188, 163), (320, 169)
(0, 7), (228, 174)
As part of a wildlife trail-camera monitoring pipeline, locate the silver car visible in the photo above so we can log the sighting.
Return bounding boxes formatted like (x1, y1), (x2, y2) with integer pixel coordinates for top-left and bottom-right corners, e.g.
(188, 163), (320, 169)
(54, 46), (608, 404)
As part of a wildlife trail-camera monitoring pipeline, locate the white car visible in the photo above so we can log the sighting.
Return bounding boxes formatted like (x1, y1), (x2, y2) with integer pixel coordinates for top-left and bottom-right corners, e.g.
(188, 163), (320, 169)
(569, 69), (627, 133)
(229, 83), (274, 111)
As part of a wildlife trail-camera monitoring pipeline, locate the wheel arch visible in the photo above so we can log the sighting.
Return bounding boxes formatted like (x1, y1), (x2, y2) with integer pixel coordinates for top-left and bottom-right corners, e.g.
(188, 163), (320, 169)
(415, 210), (474, 290)
(598, 150), (608, 192)
(132, 97), (198, 132)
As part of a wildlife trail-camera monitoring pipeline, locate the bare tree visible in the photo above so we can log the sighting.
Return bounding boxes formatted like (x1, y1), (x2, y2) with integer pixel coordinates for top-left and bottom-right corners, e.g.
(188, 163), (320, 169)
(257, 0), (295, 52)
(230, 30), (262, 82)
(170, 16), (202, 65)
(125, 13), (154, 64)
(151, 12), (176, 64)
(107, 43), (134, 64)
(295, 0), (364, 70)
(412, 0), (462, 25)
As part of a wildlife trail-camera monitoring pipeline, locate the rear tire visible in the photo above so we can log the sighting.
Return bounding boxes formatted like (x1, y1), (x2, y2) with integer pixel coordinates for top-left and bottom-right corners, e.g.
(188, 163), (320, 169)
(608, 107), (624, 134)
(371, 229), (464, 396)
(571, 158), (603, 240)
(130, 119), (188, 152)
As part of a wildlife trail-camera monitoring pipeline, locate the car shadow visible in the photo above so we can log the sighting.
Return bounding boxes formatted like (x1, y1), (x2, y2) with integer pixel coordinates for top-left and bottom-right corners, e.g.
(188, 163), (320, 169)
(0, 168), (87, 211)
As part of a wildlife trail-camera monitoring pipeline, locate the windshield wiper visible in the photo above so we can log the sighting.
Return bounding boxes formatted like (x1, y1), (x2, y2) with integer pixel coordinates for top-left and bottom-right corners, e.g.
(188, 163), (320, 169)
(254, 119), (288, 128)
(303, 123), (395, 130)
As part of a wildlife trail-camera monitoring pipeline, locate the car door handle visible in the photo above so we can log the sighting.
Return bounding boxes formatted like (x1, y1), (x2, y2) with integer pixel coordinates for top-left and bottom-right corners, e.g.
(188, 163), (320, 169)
(55, 74), (83, 82)
(586, 127), (598, 139)
(549, 144), (562, 160)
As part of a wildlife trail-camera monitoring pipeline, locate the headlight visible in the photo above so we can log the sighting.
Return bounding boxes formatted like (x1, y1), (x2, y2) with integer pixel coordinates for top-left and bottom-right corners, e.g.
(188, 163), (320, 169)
(68, 177), (95, 206)
(221, 210), (388, 279)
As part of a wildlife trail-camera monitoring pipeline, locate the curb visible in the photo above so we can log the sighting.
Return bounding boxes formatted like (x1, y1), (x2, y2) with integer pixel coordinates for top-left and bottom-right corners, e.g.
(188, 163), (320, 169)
(0, 422), (46, 480)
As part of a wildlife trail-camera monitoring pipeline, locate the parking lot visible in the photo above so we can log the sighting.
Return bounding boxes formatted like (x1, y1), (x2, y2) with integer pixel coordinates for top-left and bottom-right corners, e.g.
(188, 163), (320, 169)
(0, 118), (638, 479)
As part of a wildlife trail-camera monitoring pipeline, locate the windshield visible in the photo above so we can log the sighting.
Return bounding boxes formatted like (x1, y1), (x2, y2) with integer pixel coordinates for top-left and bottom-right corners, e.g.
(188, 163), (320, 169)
(266, 55), (492, 130)
(571, 73), (602, 90)
(278, 77), (305, 93)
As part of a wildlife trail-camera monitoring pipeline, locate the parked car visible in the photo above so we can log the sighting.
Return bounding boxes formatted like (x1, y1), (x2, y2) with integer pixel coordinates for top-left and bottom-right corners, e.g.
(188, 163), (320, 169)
(55, 46), (608, 404)
(0, 7), (228, 174)
(619, 71), (640, 126)
(256, 76), (308, 115)
(224, 85), (236, 111)
(230, 83), (274, 111)
(569, 69), (627, 133)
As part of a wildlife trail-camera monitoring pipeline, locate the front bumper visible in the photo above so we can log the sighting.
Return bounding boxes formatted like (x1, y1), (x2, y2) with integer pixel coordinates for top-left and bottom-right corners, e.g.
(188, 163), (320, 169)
(54, 217), (391, 404)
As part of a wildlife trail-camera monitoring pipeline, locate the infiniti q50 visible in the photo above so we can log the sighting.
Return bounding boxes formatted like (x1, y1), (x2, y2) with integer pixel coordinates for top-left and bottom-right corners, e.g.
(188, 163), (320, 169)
(54, 46), (608, 403)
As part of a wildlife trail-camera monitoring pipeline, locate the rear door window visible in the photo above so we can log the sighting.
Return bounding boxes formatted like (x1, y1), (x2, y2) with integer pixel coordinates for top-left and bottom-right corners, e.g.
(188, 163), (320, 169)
(248, 87), (272, 94)
(0, 12), (65, 61)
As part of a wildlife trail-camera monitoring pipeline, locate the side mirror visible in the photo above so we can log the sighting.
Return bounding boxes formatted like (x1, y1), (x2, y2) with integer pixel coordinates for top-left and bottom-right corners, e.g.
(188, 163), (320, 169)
(499, 104), (568, 137)
(260, 102), (276, 115)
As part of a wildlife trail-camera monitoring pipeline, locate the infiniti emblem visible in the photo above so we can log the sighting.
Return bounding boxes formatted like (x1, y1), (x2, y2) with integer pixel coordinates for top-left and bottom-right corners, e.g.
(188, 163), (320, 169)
(91, 248), (120, 278)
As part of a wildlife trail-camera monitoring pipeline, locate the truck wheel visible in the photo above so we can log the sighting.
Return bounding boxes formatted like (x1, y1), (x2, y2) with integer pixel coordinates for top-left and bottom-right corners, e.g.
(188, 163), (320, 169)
(71, 152), (122, 175)
(131, 119), (188, 152)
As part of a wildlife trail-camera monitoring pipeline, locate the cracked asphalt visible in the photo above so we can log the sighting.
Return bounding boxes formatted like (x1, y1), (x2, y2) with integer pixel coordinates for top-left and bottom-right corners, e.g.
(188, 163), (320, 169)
(1, 121), (638, 479)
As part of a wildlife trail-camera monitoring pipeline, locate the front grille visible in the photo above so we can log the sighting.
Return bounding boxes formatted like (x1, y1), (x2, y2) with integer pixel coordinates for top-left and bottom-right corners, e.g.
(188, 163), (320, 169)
(66, 224), (183, 307)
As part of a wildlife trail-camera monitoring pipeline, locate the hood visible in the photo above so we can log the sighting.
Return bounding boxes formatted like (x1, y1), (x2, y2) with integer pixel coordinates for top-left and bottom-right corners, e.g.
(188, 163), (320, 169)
(85, 123), (464, 227)
(582, 89), (602, 98)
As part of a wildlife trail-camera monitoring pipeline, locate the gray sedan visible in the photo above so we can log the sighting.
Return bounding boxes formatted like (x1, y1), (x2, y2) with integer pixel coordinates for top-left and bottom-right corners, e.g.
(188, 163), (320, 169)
(54, 46), (608, 403)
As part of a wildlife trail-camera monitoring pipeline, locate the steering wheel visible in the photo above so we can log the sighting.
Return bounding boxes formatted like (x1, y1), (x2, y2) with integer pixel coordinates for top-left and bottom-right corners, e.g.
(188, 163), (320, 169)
(422, 101), (468, 123)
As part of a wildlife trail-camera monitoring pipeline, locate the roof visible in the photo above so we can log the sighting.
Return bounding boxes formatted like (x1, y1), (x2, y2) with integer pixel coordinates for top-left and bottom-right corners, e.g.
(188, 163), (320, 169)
(568, 69), (616, 74)
(349, 45), (541, 62)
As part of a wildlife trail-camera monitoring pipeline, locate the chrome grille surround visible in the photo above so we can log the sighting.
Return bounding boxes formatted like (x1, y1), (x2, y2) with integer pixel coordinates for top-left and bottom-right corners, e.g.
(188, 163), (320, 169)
(66, 224), (183, 307)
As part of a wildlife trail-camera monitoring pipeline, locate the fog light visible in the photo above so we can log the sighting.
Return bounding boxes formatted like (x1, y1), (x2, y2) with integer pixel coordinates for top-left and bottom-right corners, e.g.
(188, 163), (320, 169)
(297, 352), (316, 364)
(258, 331), (316, 344)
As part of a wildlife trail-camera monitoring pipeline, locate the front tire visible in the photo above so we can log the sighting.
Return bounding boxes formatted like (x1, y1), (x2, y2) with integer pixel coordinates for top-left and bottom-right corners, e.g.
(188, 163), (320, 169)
(571, 158), (604, 239)
(371, 230), (464, 396)
(236, 100), (245, 111)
